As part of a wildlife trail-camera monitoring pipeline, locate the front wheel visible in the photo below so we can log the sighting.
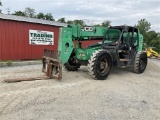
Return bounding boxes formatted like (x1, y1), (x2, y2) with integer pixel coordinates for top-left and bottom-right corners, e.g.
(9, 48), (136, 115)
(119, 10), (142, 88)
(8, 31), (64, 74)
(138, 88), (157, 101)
(88, 50), (112, 80)
(133, 52), (148, 74)
(64, 53), (80, 71)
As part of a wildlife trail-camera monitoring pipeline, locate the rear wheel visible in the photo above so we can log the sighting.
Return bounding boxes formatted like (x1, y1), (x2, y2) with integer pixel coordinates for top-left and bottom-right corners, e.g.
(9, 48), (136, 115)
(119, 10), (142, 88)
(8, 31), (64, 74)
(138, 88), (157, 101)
(133, 52), (147, 73)
(88, 50), (112, 80)
(64, 53), (80, 71)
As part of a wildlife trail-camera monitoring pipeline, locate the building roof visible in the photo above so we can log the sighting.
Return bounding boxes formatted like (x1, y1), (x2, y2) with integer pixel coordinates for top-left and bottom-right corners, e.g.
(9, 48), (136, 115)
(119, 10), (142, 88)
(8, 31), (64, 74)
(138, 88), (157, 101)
(0, 14), (67, 27)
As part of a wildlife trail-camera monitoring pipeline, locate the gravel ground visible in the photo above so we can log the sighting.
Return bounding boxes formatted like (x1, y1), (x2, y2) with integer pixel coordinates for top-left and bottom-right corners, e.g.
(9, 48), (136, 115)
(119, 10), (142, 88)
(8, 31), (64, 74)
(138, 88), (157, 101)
(150, 58), (160, 67)
(0, 60), (160, 120)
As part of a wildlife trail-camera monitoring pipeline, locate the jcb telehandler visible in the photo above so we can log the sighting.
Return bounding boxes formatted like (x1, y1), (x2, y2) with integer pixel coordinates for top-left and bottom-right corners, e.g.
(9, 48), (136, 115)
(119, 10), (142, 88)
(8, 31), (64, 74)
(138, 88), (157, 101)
(42, 24), (147, 80)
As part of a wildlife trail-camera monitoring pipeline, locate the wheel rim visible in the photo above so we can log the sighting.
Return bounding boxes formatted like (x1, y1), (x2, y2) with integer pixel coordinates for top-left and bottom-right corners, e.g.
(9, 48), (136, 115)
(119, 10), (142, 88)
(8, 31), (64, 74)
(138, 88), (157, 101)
(100, 60), (108, 72)
(68, 56), (77, 66)
(97, 58), (110, 75)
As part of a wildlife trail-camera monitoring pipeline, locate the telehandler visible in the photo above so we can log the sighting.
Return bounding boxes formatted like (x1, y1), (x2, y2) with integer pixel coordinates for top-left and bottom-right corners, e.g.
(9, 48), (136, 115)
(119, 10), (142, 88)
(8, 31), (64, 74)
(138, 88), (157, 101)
(42, 24), (148, 80)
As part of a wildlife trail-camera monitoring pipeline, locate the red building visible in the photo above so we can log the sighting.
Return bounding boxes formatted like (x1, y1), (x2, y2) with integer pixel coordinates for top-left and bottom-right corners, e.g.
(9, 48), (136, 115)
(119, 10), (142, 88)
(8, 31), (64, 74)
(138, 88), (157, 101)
(0, 14), (66, 60)
(0, 14), (101, 61)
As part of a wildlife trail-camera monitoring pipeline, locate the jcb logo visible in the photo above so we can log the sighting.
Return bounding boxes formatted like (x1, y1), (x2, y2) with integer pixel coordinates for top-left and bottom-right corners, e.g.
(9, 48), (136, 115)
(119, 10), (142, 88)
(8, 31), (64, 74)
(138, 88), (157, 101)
(82, 27), (93, 31)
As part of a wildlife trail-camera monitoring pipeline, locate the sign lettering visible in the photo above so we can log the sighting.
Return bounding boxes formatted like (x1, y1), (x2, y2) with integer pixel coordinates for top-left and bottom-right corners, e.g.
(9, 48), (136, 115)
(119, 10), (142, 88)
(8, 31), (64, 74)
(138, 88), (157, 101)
(29, 30), (54, 45)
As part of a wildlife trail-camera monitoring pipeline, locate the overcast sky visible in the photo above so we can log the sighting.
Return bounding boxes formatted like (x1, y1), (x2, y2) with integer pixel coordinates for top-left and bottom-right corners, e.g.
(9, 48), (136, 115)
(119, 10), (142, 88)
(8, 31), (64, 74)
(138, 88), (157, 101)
(1, 0), (160, 32)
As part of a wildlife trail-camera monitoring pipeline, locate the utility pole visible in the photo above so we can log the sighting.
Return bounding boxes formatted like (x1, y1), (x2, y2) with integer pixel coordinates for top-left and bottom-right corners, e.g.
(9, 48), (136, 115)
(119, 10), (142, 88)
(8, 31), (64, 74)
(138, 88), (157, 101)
(6, 8), (10, 14)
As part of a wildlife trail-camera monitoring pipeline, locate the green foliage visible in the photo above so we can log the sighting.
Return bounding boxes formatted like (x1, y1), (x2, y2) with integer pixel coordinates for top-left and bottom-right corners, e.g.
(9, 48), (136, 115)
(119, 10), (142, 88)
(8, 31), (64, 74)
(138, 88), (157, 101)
(12, 11), (25, 16)
(136, 19), (151, 31)
(150, 35), (160, 53)
(92, 20), (111, 27)
(45, 13), (55, 21)
(6, 60), (12, 66)
(73, 20), (85, 26)
(146, 31), (158, 45)
(0, 0), (2, 13)
(12, 7), (36, 18)
(102, 20), (111, 27)
(66, 20), (85, 26)
(67, 20), (74, 24)
(25, 7), (35, 18)
(12, 7), (55, 21)
(135, 19), (151, 43)
(94, 24), (101, 27)
(36, 12), (45, 19)
(10, 6), (111, 28)
(58, 18), (66, 23)
(136, 19), (160, 53)
(36, 12), (55, 21)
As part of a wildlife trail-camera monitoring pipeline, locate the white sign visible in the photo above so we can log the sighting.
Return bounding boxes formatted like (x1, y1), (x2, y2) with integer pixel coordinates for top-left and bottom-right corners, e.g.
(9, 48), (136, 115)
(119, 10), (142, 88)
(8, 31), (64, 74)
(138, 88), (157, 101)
(29, 30), (54, 45)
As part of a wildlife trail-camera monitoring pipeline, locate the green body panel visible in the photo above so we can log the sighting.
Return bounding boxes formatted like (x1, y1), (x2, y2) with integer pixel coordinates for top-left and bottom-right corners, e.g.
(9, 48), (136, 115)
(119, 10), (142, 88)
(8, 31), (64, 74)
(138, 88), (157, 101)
(138, 34), (143, 51)
(76, 46), (101, 60)
(69, 24), (107, 39)
(58, 25), (107, 64)
(58, 27), (74, 64)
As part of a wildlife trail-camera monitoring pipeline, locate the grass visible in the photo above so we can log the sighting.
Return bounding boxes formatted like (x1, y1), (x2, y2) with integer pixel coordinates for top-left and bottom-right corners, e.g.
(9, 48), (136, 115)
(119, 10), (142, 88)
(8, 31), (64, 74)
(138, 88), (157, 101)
(6, 60), (12, 66)
(0, 60), (12, 66)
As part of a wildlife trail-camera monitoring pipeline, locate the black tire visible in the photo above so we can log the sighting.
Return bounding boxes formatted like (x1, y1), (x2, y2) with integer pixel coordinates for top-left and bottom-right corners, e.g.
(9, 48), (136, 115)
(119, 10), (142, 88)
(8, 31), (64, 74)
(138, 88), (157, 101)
(64, 53), (80, 71)
(133, 52), (147, 74)
(88, 50), (112, 80)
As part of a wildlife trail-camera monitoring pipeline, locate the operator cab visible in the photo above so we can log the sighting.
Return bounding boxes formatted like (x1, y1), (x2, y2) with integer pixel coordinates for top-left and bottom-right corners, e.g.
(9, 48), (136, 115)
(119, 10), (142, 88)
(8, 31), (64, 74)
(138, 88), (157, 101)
(102, 25), (139, 67)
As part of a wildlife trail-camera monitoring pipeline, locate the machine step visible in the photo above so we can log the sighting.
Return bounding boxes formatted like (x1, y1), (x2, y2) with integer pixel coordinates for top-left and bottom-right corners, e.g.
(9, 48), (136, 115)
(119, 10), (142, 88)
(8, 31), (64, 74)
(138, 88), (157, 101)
(119, 59), (130, 61)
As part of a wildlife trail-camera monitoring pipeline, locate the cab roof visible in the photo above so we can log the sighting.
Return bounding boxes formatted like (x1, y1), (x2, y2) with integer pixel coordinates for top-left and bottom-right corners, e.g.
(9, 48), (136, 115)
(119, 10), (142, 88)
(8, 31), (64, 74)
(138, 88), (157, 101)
(109, 25), (138, 33)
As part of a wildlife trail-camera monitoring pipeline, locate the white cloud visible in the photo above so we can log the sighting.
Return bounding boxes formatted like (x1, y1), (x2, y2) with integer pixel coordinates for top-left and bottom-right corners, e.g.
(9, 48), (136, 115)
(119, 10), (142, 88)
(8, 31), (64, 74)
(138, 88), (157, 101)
(1, 0), (160, 31)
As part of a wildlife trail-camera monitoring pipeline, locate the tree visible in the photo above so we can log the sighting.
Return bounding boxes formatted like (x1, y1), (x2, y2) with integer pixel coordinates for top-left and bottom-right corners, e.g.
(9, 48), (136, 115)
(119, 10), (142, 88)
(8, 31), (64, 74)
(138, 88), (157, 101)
(156, 34), (160, 53)
(67, 20), (74, 24)
(38, 13), (55, 21)
(37, 12), (45, 19)
(25, 7), (35, 18)
(66, 19), (85, 26)
(145, 30), (158, 46)
(45, 13), (55, 21)
(73, 20), (85, 26)
(135, 19), (151, 43)
(57, 18), (66, 23)
(0, 0), (2, 13)
(136, 19), (151, 32)
(94, 24), (101, 27)
(12, 11), (25, 16)
(102, 20), (111, 27)
(12, 8), (55, 21)
(147, 31), (160, 53)
(135, 19), (160, 53)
